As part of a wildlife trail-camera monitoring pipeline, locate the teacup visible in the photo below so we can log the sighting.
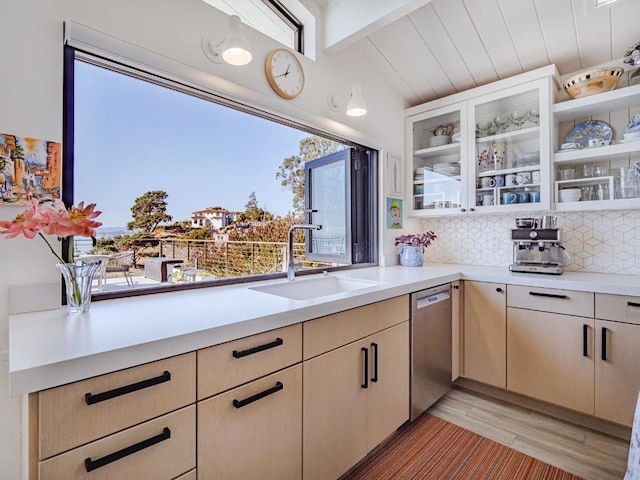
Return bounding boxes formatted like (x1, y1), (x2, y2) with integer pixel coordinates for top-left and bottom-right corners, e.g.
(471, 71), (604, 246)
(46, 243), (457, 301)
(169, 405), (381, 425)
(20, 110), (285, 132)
(502, 192), (517, 204)
(481, 194), (494, 206)
(505, 173), (518, 186)
(480, 177), (495, 188)
(493, 175), (505, 187)
(561, 142), (580, 150)
(516, 192), (530, 203)
(529, 191), (540, 202)
(516, 172), (532, 185)
(532, 170), (540, 184)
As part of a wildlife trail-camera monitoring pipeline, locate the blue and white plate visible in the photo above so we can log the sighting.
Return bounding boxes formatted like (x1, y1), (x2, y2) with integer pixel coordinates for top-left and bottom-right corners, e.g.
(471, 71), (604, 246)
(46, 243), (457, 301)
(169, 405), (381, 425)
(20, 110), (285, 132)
(564, 120), (613, 149)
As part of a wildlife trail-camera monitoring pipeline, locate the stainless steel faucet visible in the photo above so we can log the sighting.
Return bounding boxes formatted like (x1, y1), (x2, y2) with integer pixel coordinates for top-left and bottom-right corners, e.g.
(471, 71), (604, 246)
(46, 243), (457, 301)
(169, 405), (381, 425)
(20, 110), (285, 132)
(287, 224), (322, 281)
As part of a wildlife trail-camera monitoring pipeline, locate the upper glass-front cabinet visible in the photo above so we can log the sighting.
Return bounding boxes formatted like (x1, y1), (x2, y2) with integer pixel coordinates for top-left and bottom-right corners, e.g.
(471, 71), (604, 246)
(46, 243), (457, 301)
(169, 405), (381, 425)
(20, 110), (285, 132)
(468, 79), (552, 213)
(406, 69), (555, 216)
(406, 102), (468, 214)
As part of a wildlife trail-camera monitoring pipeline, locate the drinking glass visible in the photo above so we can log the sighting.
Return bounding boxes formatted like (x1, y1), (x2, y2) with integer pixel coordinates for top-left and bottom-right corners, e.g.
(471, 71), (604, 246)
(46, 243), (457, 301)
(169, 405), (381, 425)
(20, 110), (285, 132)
(476, 119), (493, 138)
(527, 108), (540, 125)
(494, 114), (511, 134)
(510, 110), (526, 129)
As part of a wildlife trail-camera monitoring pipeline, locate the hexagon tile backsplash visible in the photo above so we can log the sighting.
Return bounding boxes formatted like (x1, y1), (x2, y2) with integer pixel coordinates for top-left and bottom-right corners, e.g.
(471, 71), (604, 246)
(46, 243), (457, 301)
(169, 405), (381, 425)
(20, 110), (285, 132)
(420, 210), (640, 275)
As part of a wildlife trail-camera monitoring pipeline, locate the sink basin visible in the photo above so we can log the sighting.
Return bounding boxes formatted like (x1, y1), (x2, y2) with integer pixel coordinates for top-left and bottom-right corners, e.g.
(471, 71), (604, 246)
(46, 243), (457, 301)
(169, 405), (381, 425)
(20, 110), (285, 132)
(249, 275), (383, 301)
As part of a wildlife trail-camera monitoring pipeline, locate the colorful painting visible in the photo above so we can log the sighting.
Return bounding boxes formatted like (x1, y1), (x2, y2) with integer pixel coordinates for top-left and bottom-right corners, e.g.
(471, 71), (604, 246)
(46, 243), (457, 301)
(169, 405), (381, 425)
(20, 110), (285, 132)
(386, 197), (403, 229)
(0, 133), (61, 205)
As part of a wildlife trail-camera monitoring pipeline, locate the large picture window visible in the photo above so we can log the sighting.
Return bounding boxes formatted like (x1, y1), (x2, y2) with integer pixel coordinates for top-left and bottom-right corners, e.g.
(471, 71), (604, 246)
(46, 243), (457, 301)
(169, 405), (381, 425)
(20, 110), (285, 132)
(64, 47), (377, 299)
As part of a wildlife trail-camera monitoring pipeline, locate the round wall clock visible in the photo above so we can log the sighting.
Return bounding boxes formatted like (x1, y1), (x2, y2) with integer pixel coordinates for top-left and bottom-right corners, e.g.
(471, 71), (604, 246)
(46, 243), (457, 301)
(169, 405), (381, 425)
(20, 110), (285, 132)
(265, 48), (305, 99)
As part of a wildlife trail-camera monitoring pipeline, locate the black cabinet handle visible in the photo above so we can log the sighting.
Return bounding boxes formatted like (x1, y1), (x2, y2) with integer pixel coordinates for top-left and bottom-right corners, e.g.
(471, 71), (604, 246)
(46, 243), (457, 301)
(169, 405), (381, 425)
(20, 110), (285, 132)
(496, 287), (503, 293)
(529, 291), (567, 299)
(371, 343), (378, 383)
(601, 327), (608, 361)
(469, 208), (475, 212)
(453, 284), (459, 290)
(233, 381), (284, 409)
(460, 208), (466, 213)
(628, 301), (640, 308)
(361, 347), (369, 389)
(85, 371), (171, 405)
(583, 324), (589, 357)
(232, 338), (283, 358)
(85, 427), (171, 472)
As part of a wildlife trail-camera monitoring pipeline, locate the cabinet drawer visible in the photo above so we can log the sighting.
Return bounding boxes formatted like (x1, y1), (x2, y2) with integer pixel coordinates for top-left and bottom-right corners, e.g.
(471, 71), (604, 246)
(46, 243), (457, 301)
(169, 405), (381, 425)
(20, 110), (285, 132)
(304, 295), (409, 360)
(198, 365), (302, 480)
(198, 323), (302, 400)
(507, 285), (593, 317)
(175, 469), (196, 480)
(39, 353), (196, 460)
(596, 293), (640, 325)
(39, 405), (195, 480)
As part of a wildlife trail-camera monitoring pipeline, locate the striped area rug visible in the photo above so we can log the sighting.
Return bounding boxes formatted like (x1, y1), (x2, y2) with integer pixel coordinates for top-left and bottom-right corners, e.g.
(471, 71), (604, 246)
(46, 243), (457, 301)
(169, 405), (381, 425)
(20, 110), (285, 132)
(342, 414), (582, 480)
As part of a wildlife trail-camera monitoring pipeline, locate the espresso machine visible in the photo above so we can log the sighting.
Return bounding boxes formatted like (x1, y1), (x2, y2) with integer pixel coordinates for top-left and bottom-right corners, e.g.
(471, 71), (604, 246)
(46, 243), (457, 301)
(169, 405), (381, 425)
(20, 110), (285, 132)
(509, 216), (565, 274)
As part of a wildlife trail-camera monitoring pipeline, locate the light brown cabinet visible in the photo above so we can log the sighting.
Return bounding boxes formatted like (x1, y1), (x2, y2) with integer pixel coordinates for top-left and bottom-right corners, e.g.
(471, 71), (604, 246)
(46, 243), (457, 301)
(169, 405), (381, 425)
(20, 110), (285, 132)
(302, 297), (410, 480)
(595, 293), (640, 426)
(463, 281), (506, 388)
(198, 365), (302, 480)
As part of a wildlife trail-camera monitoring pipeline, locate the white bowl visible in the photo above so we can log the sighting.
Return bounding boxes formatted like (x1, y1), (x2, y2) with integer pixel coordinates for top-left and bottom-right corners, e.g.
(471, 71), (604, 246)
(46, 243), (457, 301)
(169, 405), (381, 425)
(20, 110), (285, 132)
(429, 135), (451, 147)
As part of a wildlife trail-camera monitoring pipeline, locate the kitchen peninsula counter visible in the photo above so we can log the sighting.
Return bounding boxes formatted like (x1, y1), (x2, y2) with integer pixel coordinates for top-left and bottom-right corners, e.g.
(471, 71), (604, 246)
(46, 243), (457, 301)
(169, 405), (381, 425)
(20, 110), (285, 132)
(10, 264), (640, 395)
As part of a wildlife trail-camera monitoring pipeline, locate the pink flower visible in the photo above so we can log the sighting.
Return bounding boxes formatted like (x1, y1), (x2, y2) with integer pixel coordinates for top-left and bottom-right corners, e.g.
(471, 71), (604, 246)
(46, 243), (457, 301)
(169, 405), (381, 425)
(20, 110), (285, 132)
(0, 198), (49, 239)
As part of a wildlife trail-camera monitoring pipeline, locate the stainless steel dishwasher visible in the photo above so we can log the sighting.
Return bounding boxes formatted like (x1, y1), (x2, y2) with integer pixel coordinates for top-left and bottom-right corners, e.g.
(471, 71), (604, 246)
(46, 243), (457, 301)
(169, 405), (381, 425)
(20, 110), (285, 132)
(410, 283), (452, 421)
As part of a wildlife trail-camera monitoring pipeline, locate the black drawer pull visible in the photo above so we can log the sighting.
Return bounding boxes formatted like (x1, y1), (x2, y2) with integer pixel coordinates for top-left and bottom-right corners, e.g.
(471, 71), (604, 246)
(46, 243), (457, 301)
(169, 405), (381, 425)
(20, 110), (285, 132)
(361, 347), (369, 389)
(85, 371), (171, 405)
(601, 327), (608, 361)
(628, 301), (640, 308)
(232, 338), (283, 358)
(85, 427), (171, 472)
(233, 381), (283, 409)
(583, 324), (589, 357)
(371, 343), (379, 383)
(529, 291), (567, 299)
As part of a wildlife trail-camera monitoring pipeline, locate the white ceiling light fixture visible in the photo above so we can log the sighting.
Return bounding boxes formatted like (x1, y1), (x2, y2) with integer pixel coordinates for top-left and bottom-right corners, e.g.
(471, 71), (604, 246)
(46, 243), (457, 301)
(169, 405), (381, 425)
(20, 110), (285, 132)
(328, 83), (368, 117)
(202, 15), (253, 66)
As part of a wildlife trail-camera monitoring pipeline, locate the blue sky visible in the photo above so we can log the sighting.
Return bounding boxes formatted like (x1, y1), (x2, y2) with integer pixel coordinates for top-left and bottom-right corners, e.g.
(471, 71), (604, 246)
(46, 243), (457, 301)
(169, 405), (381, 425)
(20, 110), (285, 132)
(74, 61), (310, 227)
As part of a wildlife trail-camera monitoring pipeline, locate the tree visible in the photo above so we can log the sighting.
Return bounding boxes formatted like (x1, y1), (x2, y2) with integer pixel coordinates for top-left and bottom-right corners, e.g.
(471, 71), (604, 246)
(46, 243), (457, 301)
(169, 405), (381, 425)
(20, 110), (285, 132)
(242, 191), (273, 221)
(275, 136), (345, 215)
(126, 190), (173, 234)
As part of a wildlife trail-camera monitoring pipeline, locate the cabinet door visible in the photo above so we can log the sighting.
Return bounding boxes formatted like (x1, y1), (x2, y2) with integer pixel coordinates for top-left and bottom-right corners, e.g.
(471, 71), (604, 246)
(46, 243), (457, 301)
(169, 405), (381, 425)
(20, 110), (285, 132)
(198, 365), (302, 480)
(507, 308), (594, 414)
(367, 322), (410, 451)
(303, 341), (368, 480)
(595, 319), (640, 426)
(463, 281), (506, 388)
(468, 78), (552, 212)
(406, 102), (468, 215)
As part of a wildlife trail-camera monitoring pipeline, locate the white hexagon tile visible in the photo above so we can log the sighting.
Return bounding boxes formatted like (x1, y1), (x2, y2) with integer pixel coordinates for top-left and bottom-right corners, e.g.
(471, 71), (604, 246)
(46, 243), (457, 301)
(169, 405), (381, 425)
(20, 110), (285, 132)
(420, 210), (640, 275)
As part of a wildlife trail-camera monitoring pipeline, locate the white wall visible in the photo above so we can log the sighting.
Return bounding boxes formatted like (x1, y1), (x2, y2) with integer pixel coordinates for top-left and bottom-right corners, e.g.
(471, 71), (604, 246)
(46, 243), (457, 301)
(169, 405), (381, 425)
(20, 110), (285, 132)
(0, 0), (406, 476)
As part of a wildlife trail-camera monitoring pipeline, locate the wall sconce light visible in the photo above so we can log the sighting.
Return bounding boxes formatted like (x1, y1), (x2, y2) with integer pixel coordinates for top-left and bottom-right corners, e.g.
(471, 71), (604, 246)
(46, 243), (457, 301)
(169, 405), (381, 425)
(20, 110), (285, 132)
(328, 83), (368, 117)
(202, 15), (253, 66)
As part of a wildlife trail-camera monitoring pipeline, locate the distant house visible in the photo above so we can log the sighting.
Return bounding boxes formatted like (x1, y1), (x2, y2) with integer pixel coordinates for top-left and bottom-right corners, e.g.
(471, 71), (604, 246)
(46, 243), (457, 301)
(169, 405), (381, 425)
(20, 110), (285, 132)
(191, 208), (236, 231)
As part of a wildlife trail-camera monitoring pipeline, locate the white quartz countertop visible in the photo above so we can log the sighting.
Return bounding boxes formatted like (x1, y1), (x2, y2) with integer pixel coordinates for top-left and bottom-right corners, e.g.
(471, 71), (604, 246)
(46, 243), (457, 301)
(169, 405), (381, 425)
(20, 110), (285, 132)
(10, 264), (640, 395)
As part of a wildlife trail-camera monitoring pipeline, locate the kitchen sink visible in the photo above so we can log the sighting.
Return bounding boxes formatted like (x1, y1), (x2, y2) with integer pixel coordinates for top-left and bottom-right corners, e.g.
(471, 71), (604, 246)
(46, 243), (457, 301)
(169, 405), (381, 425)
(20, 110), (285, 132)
(249, 275), (384, 301)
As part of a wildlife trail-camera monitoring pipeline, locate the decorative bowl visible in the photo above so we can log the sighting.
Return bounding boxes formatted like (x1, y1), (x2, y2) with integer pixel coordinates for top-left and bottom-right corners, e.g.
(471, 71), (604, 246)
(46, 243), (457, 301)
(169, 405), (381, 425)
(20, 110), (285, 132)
(563, 67), (624, 99)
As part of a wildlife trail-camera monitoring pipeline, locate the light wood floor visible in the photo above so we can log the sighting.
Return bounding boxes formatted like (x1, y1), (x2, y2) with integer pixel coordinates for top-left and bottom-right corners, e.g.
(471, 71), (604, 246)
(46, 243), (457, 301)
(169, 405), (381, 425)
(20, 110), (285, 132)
(428, 388), (630, 480)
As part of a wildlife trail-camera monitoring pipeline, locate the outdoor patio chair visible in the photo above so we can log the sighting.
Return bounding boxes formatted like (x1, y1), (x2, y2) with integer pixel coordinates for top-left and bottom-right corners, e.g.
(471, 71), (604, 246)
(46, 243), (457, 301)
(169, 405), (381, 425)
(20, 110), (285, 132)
(106, 251), (134, 287)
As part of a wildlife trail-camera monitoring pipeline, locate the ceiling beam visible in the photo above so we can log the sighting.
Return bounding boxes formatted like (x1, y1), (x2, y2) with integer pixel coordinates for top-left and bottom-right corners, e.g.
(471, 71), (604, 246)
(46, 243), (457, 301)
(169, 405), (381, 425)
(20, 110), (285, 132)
(323, 0), (432, 54)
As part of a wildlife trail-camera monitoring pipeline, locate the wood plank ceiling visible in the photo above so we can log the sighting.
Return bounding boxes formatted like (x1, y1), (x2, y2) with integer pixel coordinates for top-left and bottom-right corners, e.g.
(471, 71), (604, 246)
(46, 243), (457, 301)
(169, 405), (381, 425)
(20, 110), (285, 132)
(361, 0), (640, 108)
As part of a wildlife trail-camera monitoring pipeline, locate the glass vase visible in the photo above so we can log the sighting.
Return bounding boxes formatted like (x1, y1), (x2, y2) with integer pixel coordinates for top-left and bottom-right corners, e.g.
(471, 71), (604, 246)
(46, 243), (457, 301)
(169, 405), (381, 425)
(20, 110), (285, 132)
(399, 245), (424, 267)
(56, 261), (99, 314)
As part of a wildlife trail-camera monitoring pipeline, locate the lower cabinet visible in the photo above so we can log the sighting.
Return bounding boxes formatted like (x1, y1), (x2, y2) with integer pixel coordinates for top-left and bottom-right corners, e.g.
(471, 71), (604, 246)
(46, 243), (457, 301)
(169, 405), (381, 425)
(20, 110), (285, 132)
(507, 308), (594, 414)
(302, 321), (409, 480)
(198, 366), (302, 480)
(39, 405), (195, 480)
(463, 281), (506, 388)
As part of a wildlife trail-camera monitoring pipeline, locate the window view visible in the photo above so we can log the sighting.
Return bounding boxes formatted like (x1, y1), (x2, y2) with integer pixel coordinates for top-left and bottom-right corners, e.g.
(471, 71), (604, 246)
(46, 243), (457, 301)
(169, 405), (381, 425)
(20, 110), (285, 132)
(69, 55), (376, 297)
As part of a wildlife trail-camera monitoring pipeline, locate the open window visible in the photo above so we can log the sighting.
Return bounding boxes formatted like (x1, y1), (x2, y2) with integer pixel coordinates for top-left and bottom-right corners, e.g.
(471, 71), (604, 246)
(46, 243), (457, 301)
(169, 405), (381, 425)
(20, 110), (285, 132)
(305, 147), (376, 265)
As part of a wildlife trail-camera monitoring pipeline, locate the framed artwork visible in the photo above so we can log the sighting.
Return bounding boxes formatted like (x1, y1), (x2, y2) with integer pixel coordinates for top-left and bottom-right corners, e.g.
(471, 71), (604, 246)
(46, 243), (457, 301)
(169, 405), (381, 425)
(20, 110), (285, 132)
(387, 153), (403, 196)
(386, 197), (403, 229)
(0, 133), (61, 206)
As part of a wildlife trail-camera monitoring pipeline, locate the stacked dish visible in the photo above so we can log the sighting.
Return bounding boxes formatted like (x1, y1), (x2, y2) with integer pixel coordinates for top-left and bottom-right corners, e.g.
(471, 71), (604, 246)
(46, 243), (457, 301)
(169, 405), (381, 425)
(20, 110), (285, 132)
(429, 135), (451, 147)
(433, 162), (460, 176)
(559, 188), (581, 202)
